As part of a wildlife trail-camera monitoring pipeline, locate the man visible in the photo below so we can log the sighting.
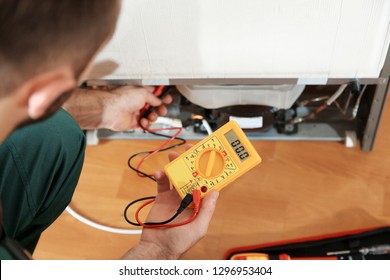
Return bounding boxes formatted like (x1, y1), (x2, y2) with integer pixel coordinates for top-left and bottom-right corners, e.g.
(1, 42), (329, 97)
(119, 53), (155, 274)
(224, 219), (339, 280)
(0, 0), (219, 260)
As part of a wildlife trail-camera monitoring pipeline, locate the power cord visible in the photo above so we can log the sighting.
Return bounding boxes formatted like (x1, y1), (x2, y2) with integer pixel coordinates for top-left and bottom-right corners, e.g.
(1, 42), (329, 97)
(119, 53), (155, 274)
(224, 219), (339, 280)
(66, 205), (142, 235)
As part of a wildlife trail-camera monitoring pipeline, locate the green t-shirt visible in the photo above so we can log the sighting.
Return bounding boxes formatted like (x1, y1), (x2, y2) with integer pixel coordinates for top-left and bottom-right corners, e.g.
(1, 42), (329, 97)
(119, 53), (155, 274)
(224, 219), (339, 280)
(0, 109), (85, 259)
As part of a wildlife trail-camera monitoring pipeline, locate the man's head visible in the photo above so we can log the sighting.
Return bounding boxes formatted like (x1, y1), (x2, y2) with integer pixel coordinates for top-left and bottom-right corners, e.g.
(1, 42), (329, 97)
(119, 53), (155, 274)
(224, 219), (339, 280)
(0, 0), (121, 141)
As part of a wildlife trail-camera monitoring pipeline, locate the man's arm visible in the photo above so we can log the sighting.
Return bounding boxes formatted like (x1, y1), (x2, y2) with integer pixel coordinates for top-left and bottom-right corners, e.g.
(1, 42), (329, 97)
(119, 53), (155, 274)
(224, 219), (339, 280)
(62, 86), (171, 130)
(122, 241), (180, 260)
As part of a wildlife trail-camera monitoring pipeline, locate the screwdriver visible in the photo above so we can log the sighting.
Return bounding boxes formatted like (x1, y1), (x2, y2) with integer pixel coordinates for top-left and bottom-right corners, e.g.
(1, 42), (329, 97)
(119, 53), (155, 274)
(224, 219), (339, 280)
(327, 244), (390, 256)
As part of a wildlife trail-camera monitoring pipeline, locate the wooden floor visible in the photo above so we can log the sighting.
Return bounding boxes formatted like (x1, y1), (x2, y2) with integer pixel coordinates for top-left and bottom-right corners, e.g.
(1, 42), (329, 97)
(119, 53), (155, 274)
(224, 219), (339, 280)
(33, 101), (390, 260)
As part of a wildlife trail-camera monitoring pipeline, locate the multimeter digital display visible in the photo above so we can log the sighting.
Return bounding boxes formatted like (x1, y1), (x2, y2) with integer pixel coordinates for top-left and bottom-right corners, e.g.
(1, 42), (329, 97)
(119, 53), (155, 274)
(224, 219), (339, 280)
(224, 129), (250, 162)
(164, 120), (262, 199)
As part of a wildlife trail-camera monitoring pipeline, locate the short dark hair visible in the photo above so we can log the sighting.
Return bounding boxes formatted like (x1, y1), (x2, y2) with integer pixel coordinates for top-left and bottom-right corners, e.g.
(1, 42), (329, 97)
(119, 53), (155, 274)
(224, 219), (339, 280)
(0, 0), (120, 95)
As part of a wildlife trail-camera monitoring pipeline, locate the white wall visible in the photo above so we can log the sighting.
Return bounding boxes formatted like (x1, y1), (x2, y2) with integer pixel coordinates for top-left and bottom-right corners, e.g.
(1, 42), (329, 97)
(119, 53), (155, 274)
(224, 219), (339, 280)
(89, 0), (390, 80)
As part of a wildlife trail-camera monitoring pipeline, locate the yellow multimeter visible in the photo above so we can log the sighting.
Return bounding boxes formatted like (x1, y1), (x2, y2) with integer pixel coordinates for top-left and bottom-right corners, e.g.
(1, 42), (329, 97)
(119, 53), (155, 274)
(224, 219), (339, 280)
(164, 120), (262, 199)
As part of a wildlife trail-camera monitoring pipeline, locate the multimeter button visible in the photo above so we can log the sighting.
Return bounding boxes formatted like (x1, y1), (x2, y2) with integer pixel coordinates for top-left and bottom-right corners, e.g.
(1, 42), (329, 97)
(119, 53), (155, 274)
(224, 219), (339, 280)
(197, 149), (225, 178)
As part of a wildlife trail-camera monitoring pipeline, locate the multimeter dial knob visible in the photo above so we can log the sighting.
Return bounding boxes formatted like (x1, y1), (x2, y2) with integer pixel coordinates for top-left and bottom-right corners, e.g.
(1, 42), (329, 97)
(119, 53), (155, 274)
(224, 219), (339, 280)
(196, 148), (225, 179)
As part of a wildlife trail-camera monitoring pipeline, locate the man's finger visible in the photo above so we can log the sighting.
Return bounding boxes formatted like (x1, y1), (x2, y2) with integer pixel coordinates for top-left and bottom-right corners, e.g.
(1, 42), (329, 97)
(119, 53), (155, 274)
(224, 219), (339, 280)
(154, 170), (171, 193)
(168, 151), (179, 162)
(144, 91), (163, 107)
(155, 105), (167, 117)
(139, 118), (150, 128)
(161, 94), (173, 105)
(192, 191), (219, 232)
(147, 111), (158, 122)
(185, 144), (194, 151)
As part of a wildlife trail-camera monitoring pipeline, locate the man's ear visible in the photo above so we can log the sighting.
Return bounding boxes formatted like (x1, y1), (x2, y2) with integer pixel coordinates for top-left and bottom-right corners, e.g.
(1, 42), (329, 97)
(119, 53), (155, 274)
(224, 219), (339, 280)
(20, 68), (76, 119)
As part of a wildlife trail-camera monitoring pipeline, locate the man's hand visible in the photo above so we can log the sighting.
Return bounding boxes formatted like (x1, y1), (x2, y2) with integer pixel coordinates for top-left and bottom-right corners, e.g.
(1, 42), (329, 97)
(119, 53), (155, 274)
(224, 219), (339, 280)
(62, 86), (172, 130)
(122, 149), (219, 260)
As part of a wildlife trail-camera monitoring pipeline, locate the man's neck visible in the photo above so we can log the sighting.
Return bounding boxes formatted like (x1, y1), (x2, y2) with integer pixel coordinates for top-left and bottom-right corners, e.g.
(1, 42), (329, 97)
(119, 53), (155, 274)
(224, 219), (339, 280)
(0, 96), (23, 143)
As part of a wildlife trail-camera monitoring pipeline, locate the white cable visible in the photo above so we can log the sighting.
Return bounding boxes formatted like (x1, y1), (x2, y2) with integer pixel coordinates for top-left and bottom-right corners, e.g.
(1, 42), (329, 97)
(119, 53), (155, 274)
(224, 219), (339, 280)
(352, 84), (367, 118)
(326, 84), (348, 105)
(201, 119), (213, 135)
(66, 205), (142, 235)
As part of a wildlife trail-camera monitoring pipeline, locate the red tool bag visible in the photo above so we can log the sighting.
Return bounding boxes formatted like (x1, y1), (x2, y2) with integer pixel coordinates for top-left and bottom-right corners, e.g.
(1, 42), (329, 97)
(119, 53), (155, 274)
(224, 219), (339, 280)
(224, 226), (390, 260)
